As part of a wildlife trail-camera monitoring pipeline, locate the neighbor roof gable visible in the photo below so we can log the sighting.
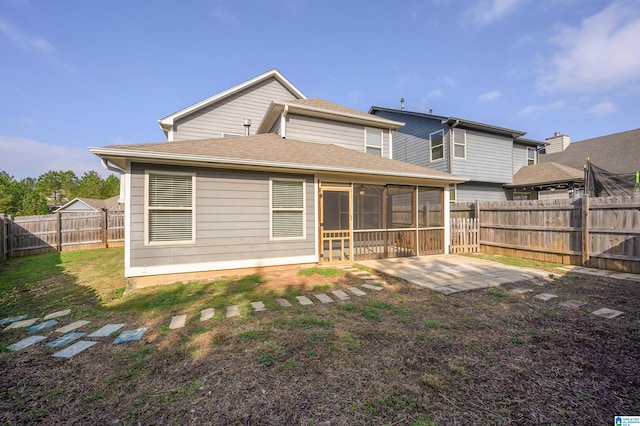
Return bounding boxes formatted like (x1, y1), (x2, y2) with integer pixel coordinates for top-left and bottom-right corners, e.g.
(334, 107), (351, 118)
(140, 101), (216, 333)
(505, 162), (584, 188)
(158, 69), (306, 136)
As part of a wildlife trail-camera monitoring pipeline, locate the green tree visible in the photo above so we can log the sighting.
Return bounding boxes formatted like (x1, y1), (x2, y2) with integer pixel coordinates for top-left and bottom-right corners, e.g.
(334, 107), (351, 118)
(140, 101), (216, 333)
(101, 174), (120, 198)
(18, 191), (49, 215)
(36, 170), (78, 206)
(75, 171), (104, 199)
(0, 171), (19, 215)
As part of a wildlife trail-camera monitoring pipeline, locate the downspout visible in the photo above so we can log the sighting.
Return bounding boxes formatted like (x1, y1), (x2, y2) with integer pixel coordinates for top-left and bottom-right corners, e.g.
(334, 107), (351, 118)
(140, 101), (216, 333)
(280, 104), (289, 138)
(448, 119), (460, 174)
(101, 159), (126, 204)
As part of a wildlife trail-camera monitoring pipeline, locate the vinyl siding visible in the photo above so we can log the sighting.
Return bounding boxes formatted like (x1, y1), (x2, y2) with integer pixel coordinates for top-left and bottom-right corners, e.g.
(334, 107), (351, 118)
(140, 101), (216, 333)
(285, 114), (391, 158)
(512, 143), (530, 174)
(129, 163), (316, 268)
(451, 131), (513, 183)
(456, 182), (508, 202)
(373, 110), (449, 173)
(172, 77), (299, 141)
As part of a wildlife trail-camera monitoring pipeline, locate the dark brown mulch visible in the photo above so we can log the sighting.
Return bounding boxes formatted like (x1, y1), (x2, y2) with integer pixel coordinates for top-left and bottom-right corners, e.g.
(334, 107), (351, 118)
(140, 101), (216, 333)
(0, 272), (638, 425)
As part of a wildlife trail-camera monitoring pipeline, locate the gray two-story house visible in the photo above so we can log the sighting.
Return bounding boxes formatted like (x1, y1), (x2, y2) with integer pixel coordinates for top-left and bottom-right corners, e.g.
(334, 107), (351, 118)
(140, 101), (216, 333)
(369, 107), (545, 202)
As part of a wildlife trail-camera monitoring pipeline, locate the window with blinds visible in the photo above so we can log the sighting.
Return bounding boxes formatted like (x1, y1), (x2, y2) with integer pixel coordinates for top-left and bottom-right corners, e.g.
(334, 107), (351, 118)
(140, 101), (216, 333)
(365, 127), (383, 156)
(271, 179), (305, 239)
(146, 172), (194, 244)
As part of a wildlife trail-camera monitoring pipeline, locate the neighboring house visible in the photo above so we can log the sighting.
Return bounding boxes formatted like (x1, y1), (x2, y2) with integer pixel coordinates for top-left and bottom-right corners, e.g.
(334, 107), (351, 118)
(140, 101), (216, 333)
(509, 128), (640, 199)
(91, 71), (466, 285)
(55, 196), (122, 213)
(369, 107), (546, 202)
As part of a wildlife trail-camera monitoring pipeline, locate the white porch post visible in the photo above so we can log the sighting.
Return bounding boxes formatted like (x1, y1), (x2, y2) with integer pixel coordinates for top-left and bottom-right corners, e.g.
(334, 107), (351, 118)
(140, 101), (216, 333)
(443, 186), (451, 254)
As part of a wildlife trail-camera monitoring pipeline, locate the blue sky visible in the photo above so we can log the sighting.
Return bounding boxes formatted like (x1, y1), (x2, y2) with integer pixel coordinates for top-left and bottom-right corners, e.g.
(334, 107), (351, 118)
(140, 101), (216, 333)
(1, 0), (639, 179)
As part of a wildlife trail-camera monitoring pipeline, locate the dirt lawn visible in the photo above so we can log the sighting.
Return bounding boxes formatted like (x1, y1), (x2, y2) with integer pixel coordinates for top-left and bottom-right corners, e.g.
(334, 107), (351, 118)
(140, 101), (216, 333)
(0, 266), (638, 425)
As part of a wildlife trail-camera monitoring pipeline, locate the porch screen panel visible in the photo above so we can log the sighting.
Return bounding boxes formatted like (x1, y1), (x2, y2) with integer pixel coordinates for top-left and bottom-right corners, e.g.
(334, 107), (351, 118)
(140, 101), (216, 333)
(272, 179), (305, 239)
(147, 173), (194, 243)
(353, 185), (384, 230)
(387, 186), (415, 228)
(418, 187), (443, 227)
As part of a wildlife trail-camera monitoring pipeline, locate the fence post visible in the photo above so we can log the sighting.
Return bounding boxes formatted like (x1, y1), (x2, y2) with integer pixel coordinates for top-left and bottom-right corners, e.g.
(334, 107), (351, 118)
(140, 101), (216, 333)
(582, 196), (590, 266)
(475, 200), (481, 250)
(8, 215), (14, 259)
(0, 216), (5, 262)
(102, 210), (108, 248)
(57, 211), (62, 252)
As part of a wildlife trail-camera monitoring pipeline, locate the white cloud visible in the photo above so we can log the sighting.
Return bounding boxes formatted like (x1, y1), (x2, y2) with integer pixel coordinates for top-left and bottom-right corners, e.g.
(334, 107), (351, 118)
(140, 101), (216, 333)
(214, 5), (238, 24)
(427, 89), (443, 98)
(0, 19), (55, 54)
(467, 0), (524, 25)
(519, 100), (565, 115)
(0, 136), (109, 179)
(478, 90), (501, 102)
(539, 1), (640, 92)
(585, 101), (617, 116)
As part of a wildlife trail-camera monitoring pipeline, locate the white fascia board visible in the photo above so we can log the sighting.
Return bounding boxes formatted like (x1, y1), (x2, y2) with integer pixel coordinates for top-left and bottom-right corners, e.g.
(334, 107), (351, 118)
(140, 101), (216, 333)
(274, 101), (406, 129)
(157, 69), (306, 128)
(89, 148), (469, 184)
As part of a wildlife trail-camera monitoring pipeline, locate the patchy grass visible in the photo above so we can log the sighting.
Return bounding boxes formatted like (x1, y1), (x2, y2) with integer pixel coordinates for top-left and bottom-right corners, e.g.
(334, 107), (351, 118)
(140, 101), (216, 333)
(462, 253), (566, 273)
(298, 267), (342, 278)
(0, 248), (639, 425)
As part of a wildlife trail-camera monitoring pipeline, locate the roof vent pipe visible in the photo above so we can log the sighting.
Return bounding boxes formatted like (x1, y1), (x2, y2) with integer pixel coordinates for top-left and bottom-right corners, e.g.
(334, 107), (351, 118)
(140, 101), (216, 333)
(400, 98), (405, 111)
(243, 119), (251, 136)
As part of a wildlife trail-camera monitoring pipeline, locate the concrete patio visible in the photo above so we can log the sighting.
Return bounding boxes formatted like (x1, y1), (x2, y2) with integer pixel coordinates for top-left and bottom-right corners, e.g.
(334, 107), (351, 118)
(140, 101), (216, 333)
(359, 254), (549, 294)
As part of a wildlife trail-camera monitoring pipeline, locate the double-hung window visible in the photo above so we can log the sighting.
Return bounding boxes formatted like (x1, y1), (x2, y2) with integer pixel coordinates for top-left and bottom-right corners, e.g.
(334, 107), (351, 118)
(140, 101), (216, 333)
(527, 147), (537, 165)
(365, 127), (383, 156)
(453, 128), (466, 159)
(271, 178), (305, 240)
(430, 130), (444, 162)
(145, 171), (195, 244)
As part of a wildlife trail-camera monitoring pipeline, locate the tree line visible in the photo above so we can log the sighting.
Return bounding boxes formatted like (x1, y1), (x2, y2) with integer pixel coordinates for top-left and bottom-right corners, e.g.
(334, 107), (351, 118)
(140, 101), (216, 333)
(0, 170), (120, 216)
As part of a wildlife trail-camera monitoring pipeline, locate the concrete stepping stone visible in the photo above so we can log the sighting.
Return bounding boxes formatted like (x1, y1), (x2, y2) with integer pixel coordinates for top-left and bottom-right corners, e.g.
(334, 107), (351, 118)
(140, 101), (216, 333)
(296, 296), (314, 306)
(7, 335), (47, 351)
(276, 298), (292, 308)
(511, 288), (533, 294)
(200, 308), (215, 322)
(534, 293), (558, 301)
(46, 332), (85, 348)
(56, 320), (90, 334)
(52, 341), (97, 358)
(332, 290), (350, 301)
(4, 318), (39, 330)
(251, 301), (266, 312)
(362, 284), (383, 291)
(314, 293), (334, 304)
(27, 320), (58, 333)
(0, 314), (29, 326)
(88, 323), (126, 337)
(592, 307), (624, 319)
(113, 328), (147, 344)
(433, 287), (460, 295)
(559, 299), (587, 308)
(43, 309), (71, 320)
(169, 314), (187, 329)
(226, 306), (240, 318)
(347, 287), (367, 296)
(350, 270), (370, 277)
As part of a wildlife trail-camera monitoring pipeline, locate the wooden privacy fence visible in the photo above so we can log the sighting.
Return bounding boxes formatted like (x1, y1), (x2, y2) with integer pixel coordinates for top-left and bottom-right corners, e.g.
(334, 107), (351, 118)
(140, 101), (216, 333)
(450, 196), (640, 273)
(450, 218), (479, 254)
(0, 210), (124, 260)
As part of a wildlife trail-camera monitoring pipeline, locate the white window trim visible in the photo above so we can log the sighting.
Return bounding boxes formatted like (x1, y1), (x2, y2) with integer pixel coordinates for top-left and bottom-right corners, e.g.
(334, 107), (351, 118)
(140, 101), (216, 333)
(430, 130), (445, 162)
(527, 147), (537, 165)
(144, 170), (196, 246)
(269, 177), (306, 241)
(364, 127), (383, 157)
(453, 128), (466, 160)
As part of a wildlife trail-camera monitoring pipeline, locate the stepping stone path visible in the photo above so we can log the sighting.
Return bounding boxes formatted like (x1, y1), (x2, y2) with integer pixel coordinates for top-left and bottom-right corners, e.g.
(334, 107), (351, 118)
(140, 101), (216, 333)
(511, 288), (533, 294)
(332, 290), (350, 301)
(362, 284), (383, 291)
(592, 307), (624, 319)
(296, 296), (314, 306)
(200, 308), (215, 322)
(46, 332), (85, 348)
(113, 328), (147, 344)
(53, 341), (97, 358)
(88, 323), (126, 337)
(559, 299), (587, 308)
(348, 287), (367, 296)
(314, 294), (333, 304)
(7, 335), (47, 351)
(251, 301), (266, 312)
(226, 306), (240, 318)
(0, 314), (29, 326)
(276, 298), (292, 308)
(4, 318), (39, 330)
(44, 309), (71, 320)
(27, 320), (58, 334)
(534, 293), (558, 301)
(56, 320), (91, 334)
(169, 314), (187, 329)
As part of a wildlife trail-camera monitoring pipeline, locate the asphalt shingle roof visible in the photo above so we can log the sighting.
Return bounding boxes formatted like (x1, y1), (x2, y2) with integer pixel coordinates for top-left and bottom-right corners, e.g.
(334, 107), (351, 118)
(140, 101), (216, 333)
(507, 162), (584, 187)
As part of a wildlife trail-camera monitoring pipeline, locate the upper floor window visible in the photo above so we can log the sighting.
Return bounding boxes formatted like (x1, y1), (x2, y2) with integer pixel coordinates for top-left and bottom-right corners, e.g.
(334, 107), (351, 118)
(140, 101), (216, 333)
(145, 171), (195, 245)
(527, 147), (537, 165)
(430, 130), (444, 162)
(270, 178), (306, 240)
(365, 128), (383, 156)
(453, 128), (466, 159)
